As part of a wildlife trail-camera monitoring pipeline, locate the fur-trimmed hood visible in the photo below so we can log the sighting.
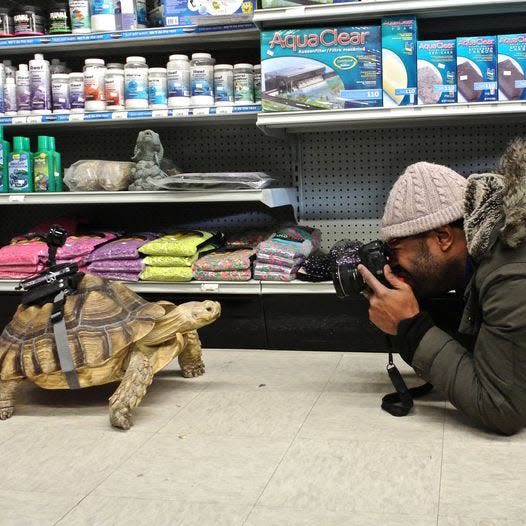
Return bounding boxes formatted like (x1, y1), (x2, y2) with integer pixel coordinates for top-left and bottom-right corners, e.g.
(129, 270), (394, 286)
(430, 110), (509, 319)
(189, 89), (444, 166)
(464, 138), (526, 261)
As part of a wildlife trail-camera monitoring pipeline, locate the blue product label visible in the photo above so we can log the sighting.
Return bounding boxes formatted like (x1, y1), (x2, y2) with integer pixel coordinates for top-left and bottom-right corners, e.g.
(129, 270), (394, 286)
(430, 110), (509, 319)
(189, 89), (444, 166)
(9, 153), (30, 191)
(125, 72), (148, 100)
(148, 80), (167, 105)
(162, 0), (256, 27)
(382, 16), (418, 106)
(168, 80), (185, 97)
(457, 36), (498, 102)
(498, 34), (526, 101)
(418, 39), (457, 104)
(90, 0), (114, 15)
(0, 144), (4, 192)
(261, 26), (383, 111)
(191, 79), (212, 96)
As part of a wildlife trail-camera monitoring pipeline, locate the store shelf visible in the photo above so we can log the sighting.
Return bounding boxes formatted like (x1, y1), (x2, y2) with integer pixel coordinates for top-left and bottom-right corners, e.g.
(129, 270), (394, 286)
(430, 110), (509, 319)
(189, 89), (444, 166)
(0, 106), (261, 130)
(0, 279), (335, 295)
(257, 101), (526, 135)
(0, 25), (259, 55)
(254, 0), (526, 28)
(0, 187), (297, 209)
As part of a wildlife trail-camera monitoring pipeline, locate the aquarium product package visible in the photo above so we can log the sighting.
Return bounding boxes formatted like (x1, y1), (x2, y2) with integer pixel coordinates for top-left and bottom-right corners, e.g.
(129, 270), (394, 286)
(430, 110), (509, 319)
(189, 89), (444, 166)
(456, 35), (497, 102)
(381, 16), (418, 107)
(161, 0), (255, 27)
(498, 34), (526, 101)
(261, 26), (382, 112)
(417, 39), (457, 104)
(261, 0), (357, 8)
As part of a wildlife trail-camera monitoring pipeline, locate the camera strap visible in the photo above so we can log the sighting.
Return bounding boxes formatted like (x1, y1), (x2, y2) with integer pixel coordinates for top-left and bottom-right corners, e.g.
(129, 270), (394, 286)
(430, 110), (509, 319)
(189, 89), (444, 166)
(381, 352), (433, 417)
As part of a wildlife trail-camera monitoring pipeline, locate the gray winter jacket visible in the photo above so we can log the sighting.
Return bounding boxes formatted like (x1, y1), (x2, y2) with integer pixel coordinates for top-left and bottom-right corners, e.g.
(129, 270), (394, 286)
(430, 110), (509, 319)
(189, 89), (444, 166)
(399, 140), (526, 435)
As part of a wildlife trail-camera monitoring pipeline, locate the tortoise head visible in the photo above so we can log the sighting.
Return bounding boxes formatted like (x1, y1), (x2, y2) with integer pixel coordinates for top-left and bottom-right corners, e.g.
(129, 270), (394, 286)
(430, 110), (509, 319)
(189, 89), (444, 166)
(171, 300), (221, 333)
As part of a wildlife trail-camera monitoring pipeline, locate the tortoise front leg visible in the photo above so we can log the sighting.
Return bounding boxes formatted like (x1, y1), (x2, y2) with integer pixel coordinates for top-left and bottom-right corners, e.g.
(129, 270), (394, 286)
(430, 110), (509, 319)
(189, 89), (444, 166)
(109, 349), (153, 430)
(0, 379), (23, 420)
(178, 330), (205, 378)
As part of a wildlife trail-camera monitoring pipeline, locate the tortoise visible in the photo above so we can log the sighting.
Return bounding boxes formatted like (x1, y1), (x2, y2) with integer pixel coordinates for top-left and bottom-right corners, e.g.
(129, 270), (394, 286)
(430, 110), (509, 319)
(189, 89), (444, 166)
(0, 274), (221, 429)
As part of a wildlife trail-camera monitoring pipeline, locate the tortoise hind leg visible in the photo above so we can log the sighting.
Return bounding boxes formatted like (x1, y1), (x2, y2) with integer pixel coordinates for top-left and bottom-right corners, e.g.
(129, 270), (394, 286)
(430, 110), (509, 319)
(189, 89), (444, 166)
(0, 379), (23, 420)
(178, 330), (205, 378)
(109, 349), (153, 430)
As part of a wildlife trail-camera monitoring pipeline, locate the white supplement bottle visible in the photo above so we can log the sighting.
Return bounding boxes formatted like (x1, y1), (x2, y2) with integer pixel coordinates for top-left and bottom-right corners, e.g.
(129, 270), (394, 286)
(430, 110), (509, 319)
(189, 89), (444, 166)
(29, 53), (52, 114)
(148, 67), (168, 109)
(83, 58), (106, 111)
(69, 0), (91, 33)
(90, 0), (116, 32)
(105, 68), (124, 110)
(4, 77), (17, 116)
(69, 72), (85, 112)
(3, 60), (15, 79)
(214, 64), (234, 106)
(234, 63), (254, 105)
(167, 54), (190, 108)
(125, 56), (149, 110)
(51, 73), (71, 113)
(16, 64), (31, 115)
(190, 52), (215, 107)
(253, 64), (261, 102)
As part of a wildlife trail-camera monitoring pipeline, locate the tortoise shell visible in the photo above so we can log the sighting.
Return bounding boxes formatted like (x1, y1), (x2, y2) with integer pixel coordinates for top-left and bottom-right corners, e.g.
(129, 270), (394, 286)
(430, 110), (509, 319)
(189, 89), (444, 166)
(0, 274), (165, 381)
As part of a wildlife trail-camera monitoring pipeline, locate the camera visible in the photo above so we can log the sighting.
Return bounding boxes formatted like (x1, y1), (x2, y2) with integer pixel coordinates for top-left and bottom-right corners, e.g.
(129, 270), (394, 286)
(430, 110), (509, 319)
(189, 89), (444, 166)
(332, 240), (392, 298)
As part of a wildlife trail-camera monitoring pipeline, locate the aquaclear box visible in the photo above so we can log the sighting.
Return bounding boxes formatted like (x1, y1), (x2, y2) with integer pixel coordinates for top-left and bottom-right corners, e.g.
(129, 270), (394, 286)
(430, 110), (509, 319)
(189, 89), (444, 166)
(456, 36), (497, 102)
(261, 27), (382, 112)
(498, 34), (526, 101)
(161, 0), (255, 27)
(417, 40), (457, 104)
(381, 16), (418, 107)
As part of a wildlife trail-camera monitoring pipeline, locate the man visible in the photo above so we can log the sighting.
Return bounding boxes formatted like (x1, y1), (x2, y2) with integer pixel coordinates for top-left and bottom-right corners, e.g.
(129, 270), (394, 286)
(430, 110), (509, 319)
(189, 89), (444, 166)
(358, 139), (526, 435)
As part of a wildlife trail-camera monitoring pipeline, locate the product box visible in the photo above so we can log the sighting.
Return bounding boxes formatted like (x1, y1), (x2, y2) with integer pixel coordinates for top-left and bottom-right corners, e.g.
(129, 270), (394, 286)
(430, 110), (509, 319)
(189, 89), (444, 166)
(261, 27), (382, 112)
(261, 0), (357, 9)
(456, 36), (497, 102)
(417, 40), (457, 104)
(381, 16), (418, 107)
(161, 0), (255, 27)
(498, 34), (526, 100)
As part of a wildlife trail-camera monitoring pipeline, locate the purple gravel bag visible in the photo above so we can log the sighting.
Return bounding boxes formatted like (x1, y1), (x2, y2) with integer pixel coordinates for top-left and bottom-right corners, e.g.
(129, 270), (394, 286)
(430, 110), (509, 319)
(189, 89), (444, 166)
(87, 234), (157, 262)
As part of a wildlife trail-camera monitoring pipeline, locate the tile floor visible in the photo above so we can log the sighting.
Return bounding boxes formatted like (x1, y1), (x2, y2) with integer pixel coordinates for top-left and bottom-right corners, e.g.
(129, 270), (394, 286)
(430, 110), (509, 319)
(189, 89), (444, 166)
(1, 349), (525, 526)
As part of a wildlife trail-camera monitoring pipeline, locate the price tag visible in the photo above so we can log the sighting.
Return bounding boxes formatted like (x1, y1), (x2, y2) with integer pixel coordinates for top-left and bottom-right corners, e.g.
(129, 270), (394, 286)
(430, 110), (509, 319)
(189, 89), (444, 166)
(8, 195), (25, 203)
(11, 116), (27, 125)
(200, 283), (219, 292)
(26, 115), (43, 124)
(152, 109), (169, 118)
(111, 111), (127, 120)
(193, 107), (210, 116)
(69, 113), (85, 122)
(172, 109), (190, 118)
(216, 106), (234, 115)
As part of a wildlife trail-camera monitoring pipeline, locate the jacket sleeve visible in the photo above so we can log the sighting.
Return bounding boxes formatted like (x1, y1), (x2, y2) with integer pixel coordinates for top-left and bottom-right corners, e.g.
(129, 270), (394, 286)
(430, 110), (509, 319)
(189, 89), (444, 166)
(408, 264), (526, 435)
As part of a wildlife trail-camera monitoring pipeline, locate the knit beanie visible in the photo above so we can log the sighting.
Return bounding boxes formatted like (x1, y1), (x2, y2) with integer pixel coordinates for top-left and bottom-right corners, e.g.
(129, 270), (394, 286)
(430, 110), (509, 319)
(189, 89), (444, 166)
(381, 162), (467, 240)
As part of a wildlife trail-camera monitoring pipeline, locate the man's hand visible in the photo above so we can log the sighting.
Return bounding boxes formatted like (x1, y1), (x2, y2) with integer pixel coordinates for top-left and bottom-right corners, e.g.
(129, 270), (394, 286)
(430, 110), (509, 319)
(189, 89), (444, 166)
(358, 264), (420, 335)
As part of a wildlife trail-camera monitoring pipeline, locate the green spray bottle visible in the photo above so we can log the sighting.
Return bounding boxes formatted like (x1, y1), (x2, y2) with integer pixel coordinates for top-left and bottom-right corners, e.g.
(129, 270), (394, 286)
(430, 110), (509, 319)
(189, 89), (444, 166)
(46, 136), (62, 192)
(8, 136), (33, 193)
(0, 127), (10, 192)
(34, 136), (55, 192)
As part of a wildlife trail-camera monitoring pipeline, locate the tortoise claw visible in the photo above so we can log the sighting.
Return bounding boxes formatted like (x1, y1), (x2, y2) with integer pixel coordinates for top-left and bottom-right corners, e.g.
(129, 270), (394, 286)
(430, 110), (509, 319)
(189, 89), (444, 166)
(110, 407), (133, 430)
(181, 363), (205, 378)
(0, 407), (14, 420)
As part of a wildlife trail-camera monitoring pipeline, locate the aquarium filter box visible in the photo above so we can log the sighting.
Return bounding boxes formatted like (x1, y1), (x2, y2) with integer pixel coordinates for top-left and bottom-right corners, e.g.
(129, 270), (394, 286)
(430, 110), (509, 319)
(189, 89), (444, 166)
(161, 0), (255, 27)
(261, 26), (382, 112)
(498, 34), (526, 100)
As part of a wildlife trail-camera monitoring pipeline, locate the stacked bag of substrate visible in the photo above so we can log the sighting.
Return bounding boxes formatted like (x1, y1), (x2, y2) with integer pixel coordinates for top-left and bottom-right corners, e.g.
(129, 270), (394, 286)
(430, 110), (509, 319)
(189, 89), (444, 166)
(254, 226), (321, 281)
(139, 231), (223, 282)
(86, 234), (157, 281)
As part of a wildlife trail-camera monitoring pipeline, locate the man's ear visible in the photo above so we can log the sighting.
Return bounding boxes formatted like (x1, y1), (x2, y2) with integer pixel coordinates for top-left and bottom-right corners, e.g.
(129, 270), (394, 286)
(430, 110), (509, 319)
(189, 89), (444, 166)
(432, 226), (455, 252)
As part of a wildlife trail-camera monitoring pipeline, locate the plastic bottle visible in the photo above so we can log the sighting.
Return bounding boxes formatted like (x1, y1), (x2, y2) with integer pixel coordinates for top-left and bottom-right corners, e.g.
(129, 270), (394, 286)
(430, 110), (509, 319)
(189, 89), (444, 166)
(52, 73), (71, 113)
(84, 58), (106, 111)
(13, 5), (46, 36)
(0, 8), (14, 37)
(69, 0), (91, 33)
(33, 135), (55, 192)
(0, 127), (10, 193)
(47, 136), (63, 192)
(167, 54), (190, 108)
(69, 72), (85, 113)
(29, 54), (52, 115)
(105, 68), (125, 110)
(16, 64), (31, 116)
(115, 0), (138, 30)
(90, 0), (116, 32)
(136, 0), (148, 28)
(0, 64), (5, 116)
(107, 63), (124, 70)
(3, 60), (15, 79)
(48, 2), (71, 34)
(214, 64), (234, 106)
(8, 136), (33, 193)
(50, 58), (68, 75)
(190, 53), (215, 107)
(125, 56), (149, 110)
(148, 67), (168, 109)
(234, 63), (254, 105)
(253, 64), (261, 102)
(4, 78), (17, 116)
